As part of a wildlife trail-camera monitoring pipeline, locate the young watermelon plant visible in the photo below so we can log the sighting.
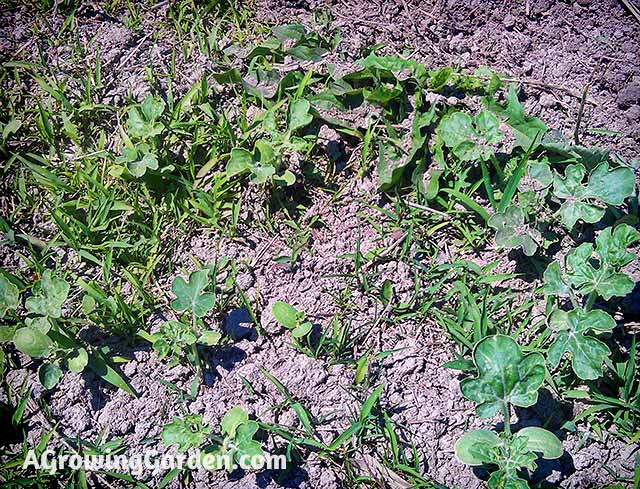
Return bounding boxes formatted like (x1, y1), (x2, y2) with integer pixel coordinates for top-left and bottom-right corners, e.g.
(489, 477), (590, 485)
(455, 335), (563, 488)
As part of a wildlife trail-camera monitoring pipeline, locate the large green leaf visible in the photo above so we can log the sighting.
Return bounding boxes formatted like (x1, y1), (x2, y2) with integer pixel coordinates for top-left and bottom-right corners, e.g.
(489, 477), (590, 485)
(171, 270), (215, 318)
(0, 274), (19, 318)
(552, 162), (635, 229)
(25, 270), (69, 319)
(460, 335), (546, 418)
(548, 308), (616, 380)
(543, 226), (637, 301)
(566, 243), (634, 300)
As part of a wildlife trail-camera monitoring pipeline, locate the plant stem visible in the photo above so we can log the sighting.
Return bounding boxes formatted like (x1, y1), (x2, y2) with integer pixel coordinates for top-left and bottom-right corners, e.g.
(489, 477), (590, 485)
(502, 402), (511, 435)
(191, 312), (202, 375)
(585, 291), (597, 311)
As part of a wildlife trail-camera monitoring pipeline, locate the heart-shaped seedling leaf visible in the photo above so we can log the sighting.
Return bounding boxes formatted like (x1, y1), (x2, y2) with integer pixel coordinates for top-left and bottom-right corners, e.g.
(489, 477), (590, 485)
(288, 99), (313, 132)
(513, 427), (563, 460)
(127, 95), (165, 140)
(161, 414), (211, 452)
(0, 274), (19, 318)
(25, 270), (70, 319)
(38, 362), (63, 390)
(548, 308), (616, 380)
(488, 205), (541, 256)
(272, 301), (300, 329)
(198, 330), (222, 347)
(460, 335), (546, 418)
(171, 270), (215, 318)
(454, 429), (500, 466)
(67, 347), (89, 373)
(221, 406), (249, 438)
(437, 110), (503, 161)
(552, 162), (635, 230)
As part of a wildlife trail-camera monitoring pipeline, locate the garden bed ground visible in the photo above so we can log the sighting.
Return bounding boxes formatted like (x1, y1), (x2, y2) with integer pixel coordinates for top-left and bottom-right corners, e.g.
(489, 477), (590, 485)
(1, 1), (639, 488)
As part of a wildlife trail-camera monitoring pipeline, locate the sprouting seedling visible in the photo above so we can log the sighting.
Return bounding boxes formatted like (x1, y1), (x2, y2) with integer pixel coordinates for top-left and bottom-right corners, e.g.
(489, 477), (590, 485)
(117, 95), (165, 177)
(272, 301), (313, 339)
(161, 414), (212, 452)
(455, 335), (563, 488)
(1, 270), (115, 391)
(225, 99), (313, 186)
(201, 407), (264, 471)
(149, 269), (222, 374)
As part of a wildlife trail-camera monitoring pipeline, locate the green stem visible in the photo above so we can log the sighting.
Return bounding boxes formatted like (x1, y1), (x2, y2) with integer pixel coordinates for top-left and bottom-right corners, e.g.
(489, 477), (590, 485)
(584, 291), (597, 311)
(502, 402), (511, 435)
(191, 312), (202, 376)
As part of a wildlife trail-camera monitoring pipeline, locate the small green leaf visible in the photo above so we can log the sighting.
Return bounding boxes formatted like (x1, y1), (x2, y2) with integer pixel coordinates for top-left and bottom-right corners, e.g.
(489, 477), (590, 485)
(161, 414), (211, 452)
(542, 262), (570, 297)
(67, 347), (89, 373)
(198, 331), (222, 346)
(38, 362), (63, 390)
(226, 148), (254, 177)
(171, 270), (215, 318)
(272, 301), (299, 329)
(292, 321), (312, 338)
(488, 205), (541, 256)
(595, 223), (639, 268)
(127, 150), (158, 177)
(0, 274), (19, 318)
(288, 99), (313, 132)
(127, 95), (165, 140)
(221, 407), (249, 437)
(25, 270), (69, 319)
